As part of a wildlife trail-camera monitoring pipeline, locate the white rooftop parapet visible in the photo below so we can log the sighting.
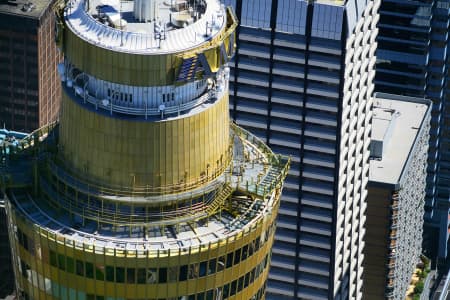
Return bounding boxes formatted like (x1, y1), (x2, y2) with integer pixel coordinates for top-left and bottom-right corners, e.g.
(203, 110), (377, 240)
(64, 0), (226, 54)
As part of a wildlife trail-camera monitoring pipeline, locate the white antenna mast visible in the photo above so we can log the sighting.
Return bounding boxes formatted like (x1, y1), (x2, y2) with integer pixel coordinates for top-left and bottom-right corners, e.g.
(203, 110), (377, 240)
(120, 0), (123, 46)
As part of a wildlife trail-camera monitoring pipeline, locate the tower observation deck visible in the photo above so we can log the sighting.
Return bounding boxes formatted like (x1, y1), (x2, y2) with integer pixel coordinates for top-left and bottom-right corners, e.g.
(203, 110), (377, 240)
(0, 0), (289, 299)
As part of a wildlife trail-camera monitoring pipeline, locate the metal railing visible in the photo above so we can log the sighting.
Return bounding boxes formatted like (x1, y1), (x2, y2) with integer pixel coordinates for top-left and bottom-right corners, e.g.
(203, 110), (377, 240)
(40, 173), (231, 226)
(43, 122), (288, 199)
(230, 122), (281, 165)
(3, 119), (290, 210)
(9, 122), (57, 153)
(47, 151), (231, 198)
(230, 122), (290, 198)
(80, 87), (220, 118)
(65, 0), (227, 54)
(8, 189), (276, 258)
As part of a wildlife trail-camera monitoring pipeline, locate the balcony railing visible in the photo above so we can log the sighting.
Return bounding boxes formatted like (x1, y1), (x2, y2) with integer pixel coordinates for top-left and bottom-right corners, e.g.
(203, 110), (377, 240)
(3, 121), (57, 154)
(390, 229), (397, 239)
(386, 259), (395, 269)
(391, 219), (398, 229)
(389, 239), (397, 249)
(4, 121), (288, 202)
(80, 87), (221, 118)
(7, 189), (275, 258)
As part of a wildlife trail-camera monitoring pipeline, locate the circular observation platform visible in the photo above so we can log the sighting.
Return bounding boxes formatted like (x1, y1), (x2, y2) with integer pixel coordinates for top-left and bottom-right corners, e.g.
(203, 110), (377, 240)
(4, 124), (289, 300)
(65, 0), (227, 53)
(62, 64), (230, 119)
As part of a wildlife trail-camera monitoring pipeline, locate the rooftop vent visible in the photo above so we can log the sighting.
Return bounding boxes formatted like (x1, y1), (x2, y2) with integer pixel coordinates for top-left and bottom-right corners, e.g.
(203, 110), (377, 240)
(370, 108), (400, 159)
(21, 2), (35, 12)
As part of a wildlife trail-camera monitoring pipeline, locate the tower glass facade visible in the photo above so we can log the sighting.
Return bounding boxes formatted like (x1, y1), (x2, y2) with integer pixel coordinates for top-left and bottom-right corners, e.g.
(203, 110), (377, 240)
(375, 0), (450, 265)
(224, 0), (379, 298)
(0, 0), (288, 299)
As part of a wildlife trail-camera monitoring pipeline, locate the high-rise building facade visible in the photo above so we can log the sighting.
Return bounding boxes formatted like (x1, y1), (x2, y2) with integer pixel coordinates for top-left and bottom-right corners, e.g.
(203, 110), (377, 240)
(0, 0), (62, 132)
(0, 0), (289, 299)
(374, 0), (450, 265)
(0, 197), (12, 297)
(0, 128), (27, 297)
(223, 0), (379, 298)
(363, 94), (431, 300)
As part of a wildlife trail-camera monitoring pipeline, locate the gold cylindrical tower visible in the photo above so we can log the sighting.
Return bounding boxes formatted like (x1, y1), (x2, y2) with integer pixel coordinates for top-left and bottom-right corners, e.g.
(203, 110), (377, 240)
(59, 89), (230, 187)
(2, 1), (289, 299)
(58, 0), (235, 189)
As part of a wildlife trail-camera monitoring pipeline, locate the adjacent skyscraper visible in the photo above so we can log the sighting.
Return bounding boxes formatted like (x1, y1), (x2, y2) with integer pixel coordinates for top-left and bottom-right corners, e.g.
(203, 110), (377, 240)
(1, 128), (28, 297)
(363, 93), (431, 300)
(0, 0), (62, 132)
(0, 197), (12, 297)
(223, 0), (379, 298)
(374, 0), (450, 266)
(0, 0), (288, 299)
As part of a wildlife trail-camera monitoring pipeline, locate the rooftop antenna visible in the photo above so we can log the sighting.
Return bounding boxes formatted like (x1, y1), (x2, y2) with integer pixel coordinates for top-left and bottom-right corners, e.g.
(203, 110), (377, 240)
(192, 0), (197, 19)
(154, 20), (166, 48)
(205, 21), (212, 37)
(120, 0), (123, 46)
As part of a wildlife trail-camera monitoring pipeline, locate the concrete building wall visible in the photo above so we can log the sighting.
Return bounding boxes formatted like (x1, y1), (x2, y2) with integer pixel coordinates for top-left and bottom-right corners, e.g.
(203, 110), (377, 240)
(388, 115), (429, 299)
(37, 6), (63, 129)
(364, 96), (431, 300)
(374, 0), (450, 265)
(0, 2), (62, 132)
(223, 0), (379, 298)
(363, 187), (390, 299)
